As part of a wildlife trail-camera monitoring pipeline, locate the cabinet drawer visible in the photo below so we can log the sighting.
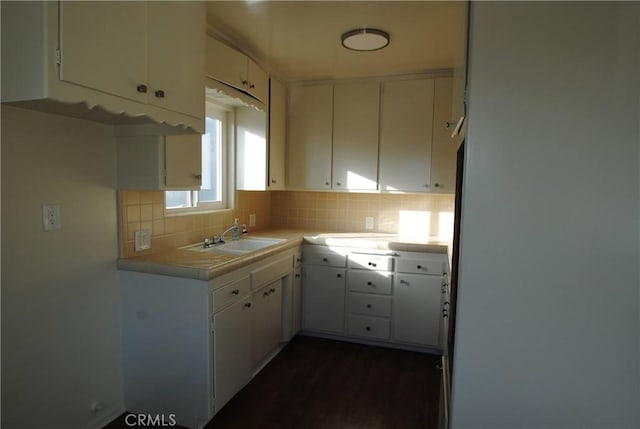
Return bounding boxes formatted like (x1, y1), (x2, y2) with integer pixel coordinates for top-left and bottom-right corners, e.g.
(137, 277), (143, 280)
(251, 256), (291, 290)
(348, 253), (394, 271)
(348, 293), (392, 318)
(348, 270), (393, 295)
(347, 315), (390, 340)
(397, 257), (444, 275)
(212, 275), (251, 312)
(304, 251), (347, 267)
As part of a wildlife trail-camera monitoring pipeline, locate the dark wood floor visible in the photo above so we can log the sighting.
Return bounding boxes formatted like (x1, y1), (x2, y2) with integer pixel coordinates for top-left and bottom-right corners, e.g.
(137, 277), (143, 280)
(207, 335), (441, 429)
(105, 335), (441, 429)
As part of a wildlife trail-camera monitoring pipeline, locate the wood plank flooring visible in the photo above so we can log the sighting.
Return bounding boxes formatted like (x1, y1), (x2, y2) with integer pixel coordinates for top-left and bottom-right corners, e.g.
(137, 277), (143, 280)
(207, 335), (441, 429)
(105, 335), (441, 429)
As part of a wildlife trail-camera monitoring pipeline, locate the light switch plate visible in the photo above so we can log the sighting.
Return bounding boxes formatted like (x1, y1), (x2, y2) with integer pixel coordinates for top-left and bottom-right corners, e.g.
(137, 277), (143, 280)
(134, 229), (151, 251)
(249, 214), (256, 227)
(42, 205), (61, 231)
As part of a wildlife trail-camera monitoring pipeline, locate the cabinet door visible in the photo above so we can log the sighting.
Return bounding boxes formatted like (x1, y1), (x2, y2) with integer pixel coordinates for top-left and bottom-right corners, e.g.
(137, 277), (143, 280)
(303, 266), (345, 333)
(268, 78), (286, 190)
(292, 267), (302, 335)
(332, 82), (380, 190)
(213, 296), (252, 412)
(251, 280), (283, 368)
(248, 58), (269, 103)
(379, 79), (435, 192)
(287, 84), (333, 190)
(236, 106), (268, 190)
(165, 134), (202, 189)
(147, 1), (204, 119)
(206, 37), (247, 93)
(430, 77), (456, 192)
(393, 274), (442, 347)
(59, 1), (147, 104)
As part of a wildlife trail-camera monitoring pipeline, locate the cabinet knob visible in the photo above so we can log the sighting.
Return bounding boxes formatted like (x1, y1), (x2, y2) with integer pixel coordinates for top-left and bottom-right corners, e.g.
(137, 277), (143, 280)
(366, 304), (372, 309)
(434, 183), (441, 188)
(249, 83), (255, 89)
(322, 257), (328, 262)
(263, 291), (270, 297)
(270, 288), (276, 293)
(155, 89), (165, 98)
(136, 84), (148, 93)
(336, 182), (342, 186)
(232, 289), (240, 295)
(244, 302), (252, 308)
(367, 281), (373, 286)
(325, 181), (330, 186)
(242, 80), (249, 86)
(337, 273), (342, 278)
(400, 279), (408, 285)
(365, 326), (371, 331)
(443, 309), (449, 318)
(417, 265), (423, 270)
(295, 274), (301, 278)
(368, 262), (377, 267)
(194, 174), (202, 180)
(271, 178), (277, 184)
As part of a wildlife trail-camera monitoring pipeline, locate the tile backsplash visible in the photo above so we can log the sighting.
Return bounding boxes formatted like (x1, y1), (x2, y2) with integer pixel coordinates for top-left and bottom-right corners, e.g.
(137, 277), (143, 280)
(119, 190), (271, 258)
(270, 191), (455, 238)
(119, 190), (455, 258)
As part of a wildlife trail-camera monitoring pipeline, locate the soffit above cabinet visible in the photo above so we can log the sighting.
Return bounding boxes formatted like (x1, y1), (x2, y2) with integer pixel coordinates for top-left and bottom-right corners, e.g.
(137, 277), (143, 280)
(206, 1), (466, 81)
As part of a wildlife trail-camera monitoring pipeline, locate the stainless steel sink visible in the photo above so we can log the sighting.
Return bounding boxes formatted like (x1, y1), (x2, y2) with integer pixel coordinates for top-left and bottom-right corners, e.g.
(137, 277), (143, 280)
(184, 237), (286, 255)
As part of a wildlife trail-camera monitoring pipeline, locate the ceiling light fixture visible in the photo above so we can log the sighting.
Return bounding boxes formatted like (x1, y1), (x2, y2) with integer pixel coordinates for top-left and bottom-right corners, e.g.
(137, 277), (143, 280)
(341, 28), (390, 52)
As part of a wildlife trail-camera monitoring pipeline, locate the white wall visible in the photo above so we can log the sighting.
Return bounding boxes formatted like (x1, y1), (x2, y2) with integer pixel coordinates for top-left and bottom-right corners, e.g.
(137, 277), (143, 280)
(1, 106), (124, 428)
(452, 3), (639, 428)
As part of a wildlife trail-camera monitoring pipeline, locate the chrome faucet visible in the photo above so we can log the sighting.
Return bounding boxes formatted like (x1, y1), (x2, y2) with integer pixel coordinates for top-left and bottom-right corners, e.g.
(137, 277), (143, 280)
(203, 223), (249, 248)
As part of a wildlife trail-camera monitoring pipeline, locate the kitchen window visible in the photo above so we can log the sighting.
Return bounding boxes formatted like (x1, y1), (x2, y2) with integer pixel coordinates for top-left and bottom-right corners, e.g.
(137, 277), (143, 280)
(165, 102), (232, 213)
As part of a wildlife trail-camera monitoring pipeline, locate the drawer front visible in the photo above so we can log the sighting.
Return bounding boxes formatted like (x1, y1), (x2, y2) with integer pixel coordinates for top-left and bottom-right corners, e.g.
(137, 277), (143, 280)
(348, 253), (394, 271)
(213, 275), (251, 312)
(348, 293), (392, 317)
(251, 256), (291, 290)
(347, 315), (390, 340)
(348, 270), (393, 295)
(304, 251), (347, 267)
(397, 258), (444, 275)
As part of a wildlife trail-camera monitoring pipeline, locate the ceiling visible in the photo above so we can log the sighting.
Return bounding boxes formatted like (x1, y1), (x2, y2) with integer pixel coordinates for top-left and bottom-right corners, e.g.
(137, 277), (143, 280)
(206, 1), (466, 82)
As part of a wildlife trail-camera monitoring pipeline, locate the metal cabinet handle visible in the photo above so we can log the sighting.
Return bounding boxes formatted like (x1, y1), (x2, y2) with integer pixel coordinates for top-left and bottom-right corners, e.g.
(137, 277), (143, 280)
(136, 84), (147, 93)
(249, 83), (255, 89)
(400, 279), (408, 285)
(443, 309), (449, 318)
(263, 291), (270, 297)
(242, 80), (249, 86)
(270, 288), (276, 293)
(244, 302), (252, 308)
(295, 274), (301, 278)
(368, 262), (377, 267)
(155, 89), (165, 98)
(232, 289), (240, 295)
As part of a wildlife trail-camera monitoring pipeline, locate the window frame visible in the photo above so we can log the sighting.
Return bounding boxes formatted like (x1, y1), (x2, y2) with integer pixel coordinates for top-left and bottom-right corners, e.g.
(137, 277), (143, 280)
(165, 100), (235, 215)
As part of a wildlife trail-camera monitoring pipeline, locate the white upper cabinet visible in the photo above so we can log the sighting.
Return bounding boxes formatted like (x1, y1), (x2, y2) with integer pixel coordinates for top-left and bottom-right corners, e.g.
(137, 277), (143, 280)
(287, 84), (334, 190)
(332, 82), (380, 191)
(206, 37), (269, 103)
(58, 2), (148, 104)
(379, 79), (435, 192)
(430, 77), (456, 192)
(268, 78), (287, 190)
(236, 106), (268, 191)
(1, 1), (205, 133)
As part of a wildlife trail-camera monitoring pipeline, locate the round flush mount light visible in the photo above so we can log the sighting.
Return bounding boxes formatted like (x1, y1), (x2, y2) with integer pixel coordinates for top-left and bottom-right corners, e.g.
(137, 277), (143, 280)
(341, 28), (390, 52)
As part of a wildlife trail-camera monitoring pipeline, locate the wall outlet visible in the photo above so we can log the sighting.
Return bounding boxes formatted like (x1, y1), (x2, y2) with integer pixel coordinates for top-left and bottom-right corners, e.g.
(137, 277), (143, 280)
(249, 214), (256, 227)
(365, 216), (374, 230)
(134, 230), (151, 251)
(42, 205), (61, 231)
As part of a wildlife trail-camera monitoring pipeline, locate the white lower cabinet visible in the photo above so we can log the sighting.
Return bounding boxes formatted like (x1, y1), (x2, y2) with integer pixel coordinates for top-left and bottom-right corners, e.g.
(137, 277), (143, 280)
(251, 280), (283, 368)
(303, 265), (346, 333)
(393, 274), (443, 347)
(213, 293), (252, 412)
(301, 244), (447, 352)
(120, 246), (299, 428)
